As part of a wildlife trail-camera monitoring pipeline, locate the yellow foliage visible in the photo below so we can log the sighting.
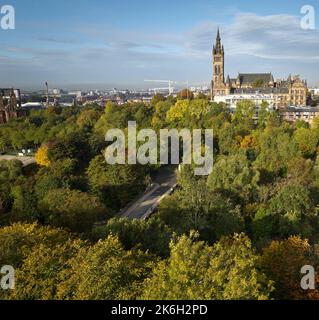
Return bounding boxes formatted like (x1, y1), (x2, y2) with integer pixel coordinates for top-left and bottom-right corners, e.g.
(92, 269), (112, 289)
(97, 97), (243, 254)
(166, 100), (190, 123)
(240, 135), (258, 149)
(35, 145), (50, 167)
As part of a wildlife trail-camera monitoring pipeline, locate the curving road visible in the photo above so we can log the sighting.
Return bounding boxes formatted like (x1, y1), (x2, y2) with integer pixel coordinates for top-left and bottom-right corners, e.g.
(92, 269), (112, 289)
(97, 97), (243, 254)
(121, 165), (177, 220)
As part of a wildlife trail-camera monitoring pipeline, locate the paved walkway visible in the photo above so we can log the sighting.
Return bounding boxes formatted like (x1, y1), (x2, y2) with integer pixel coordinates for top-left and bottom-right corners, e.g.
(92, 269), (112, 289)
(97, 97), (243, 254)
(0, 155), (36, 167)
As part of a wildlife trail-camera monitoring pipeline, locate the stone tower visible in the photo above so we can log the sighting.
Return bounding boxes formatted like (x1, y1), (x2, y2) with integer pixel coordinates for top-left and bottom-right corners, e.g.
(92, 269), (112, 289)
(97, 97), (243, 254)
(211, 28), (227, 99)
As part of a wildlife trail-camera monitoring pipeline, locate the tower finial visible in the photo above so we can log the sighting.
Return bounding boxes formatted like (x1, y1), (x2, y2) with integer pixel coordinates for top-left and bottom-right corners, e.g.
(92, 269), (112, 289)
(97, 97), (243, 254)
(214, 27), (222, 54)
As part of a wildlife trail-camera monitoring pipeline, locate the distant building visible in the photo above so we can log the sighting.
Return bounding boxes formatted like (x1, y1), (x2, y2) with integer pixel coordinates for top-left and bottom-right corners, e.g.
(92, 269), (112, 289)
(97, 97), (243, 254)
(21, 102), (44, 110)
(282, 106), (319, 124)
(309, 87), (319, 97)
(52, 88), (61, 95)
(214, 92), (275, 110)
(68, 91), (83, 99)
(0, 88), (26, 124)
(211, 29), (308, 109)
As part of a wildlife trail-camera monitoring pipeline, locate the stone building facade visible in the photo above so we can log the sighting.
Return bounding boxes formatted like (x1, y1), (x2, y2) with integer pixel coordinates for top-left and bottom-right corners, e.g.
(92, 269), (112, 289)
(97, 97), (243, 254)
(211, 29), (308, 109)
(0, 88), (23, 124)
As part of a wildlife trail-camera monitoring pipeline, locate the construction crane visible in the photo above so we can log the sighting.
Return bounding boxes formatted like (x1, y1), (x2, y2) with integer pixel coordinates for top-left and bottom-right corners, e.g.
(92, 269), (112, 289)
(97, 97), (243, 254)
(145, 80), (176, 95)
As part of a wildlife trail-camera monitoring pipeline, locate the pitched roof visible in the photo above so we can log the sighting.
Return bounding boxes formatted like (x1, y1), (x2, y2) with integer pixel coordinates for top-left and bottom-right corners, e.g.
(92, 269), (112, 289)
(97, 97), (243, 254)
(238, 73), (273, 85)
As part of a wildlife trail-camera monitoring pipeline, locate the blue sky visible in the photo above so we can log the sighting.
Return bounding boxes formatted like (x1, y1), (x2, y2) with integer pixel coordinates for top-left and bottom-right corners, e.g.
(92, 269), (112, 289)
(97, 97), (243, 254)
(0, 0), (318, 89)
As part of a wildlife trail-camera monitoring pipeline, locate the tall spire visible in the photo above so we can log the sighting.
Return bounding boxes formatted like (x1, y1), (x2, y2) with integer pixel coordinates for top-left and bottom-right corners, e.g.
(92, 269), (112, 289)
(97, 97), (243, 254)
(213, 27), (223, 54)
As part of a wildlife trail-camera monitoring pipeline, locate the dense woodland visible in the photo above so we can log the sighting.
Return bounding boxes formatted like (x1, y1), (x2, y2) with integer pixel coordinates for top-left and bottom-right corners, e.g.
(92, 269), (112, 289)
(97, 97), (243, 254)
(1, 92), (319, 300)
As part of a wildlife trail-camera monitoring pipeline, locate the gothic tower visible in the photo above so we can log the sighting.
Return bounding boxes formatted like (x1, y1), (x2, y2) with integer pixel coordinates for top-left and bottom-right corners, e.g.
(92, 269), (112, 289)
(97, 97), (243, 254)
(213, 28), (224, 83)
(211, 28), (227, 99)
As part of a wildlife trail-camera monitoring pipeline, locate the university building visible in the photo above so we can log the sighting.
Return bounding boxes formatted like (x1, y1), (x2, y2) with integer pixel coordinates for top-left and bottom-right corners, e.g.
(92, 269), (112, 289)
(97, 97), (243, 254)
(211, 29), (308, 109)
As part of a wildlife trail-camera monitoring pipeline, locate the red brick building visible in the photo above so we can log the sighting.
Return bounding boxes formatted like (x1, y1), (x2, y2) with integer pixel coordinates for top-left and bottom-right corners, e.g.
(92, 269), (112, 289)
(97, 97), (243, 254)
(0, 88), (24, 124)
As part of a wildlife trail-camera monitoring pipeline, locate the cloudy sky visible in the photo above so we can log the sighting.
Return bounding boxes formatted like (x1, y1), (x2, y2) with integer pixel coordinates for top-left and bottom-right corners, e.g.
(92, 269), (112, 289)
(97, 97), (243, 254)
(0, 0), (319, 90)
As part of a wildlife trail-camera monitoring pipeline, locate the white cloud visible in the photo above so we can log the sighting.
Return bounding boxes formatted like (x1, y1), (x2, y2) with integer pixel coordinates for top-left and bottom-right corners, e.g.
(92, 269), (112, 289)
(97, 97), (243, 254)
(1, 11), (319, 87)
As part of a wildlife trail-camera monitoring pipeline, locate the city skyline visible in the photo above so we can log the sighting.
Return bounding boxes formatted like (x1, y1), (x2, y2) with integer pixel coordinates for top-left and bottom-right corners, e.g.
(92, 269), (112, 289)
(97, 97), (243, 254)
(0, 0), (319, 90)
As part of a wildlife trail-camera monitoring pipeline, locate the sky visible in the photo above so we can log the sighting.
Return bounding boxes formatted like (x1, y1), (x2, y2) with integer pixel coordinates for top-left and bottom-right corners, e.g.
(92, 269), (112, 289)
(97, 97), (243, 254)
(0, 0), (318, 90)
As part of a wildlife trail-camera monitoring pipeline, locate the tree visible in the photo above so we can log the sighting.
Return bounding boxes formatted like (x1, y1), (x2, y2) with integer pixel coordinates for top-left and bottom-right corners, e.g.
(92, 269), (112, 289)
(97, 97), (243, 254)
(217, 122), (239, 155)
(35, 144), (50, 167)
(232, 100), (255, 134)
(40, 188), (108, 233)
(151, 94), (165, 106)
(196, 92), (208, 100)
(11, 177), (39, 222)
(92, 217), (173, 257)
(151, 100), (172, 129)
(34, 158), (78, 200)
(252, 184), (316, 241)
(189, 99), (210, 128)
(141, 233), (273, 300)
(76, 109), (100, 130)
(57, 235), (155, 300)
(254, 127), (299, 176)
(87, 155), (149, 209)
(260, 236), (316, 300)
(0, 160), (24, 215)
(158, 166), (244, 242)
(257, 101), (270, 129)
(166, 100), (190, 127)
(47, 131), (90, 167)
(207, 152), (260, 202)
(9, 239), (83, 300)
(0, 223), (72, 268)
(177, 89), (194, 100)
(294, 127), (319, 158)
(0, 160), (23, 182)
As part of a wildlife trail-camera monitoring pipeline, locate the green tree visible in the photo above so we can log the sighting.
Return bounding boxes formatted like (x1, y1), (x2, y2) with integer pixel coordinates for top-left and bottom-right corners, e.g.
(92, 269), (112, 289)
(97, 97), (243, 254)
(93, 217), (173, 257)
(151, 94), (165, 106)
(40, 188), (107, 233)
(87, 155), (149, 209)
(0, 223), (72, 268)
(76, 109), (100, 130)
(141, 233), (273, 300)
(57, 235), (155, 300)
(294, 127), (319, 158)
(208, 152), (260, 202)
(9, 239), (84, 300)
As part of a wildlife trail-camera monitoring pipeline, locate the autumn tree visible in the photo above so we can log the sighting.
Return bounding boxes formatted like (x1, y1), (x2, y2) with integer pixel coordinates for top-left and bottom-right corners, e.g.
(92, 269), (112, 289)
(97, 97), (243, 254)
(177, 89), (194, 100)
(260, 236), (316, 300)
(151, 93), (165, 106)
(57, 235), (155, 300)
(35, 144), (50, 167)
(141, 233), (273, 300)
(0, 223), (72, 268)
(9, 239), (84, 300)
(294, 127), (319, 158)
(76, 109), (100, 130)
